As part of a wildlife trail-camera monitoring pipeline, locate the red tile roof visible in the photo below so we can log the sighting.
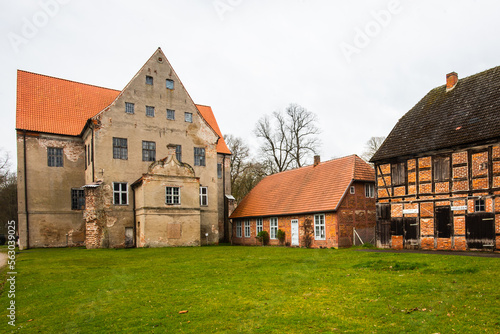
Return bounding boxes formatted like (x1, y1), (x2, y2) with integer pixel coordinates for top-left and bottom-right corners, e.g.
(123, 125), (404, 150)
(230, 155), (375, 219)
(196, 104), (231, 155)
(16, 71), (231, 154)
(16, 70), (120, 136)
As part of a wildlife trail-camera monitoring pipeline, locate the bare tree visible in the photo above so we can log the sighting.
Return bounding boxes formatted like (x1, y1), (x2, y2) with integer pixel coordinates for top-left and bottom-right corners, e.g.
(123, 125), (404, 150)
(361, 136), (386, 162)
(0, 150), (17, 243)
(225, 134), (250, 187)
(255, 104), (321, 174)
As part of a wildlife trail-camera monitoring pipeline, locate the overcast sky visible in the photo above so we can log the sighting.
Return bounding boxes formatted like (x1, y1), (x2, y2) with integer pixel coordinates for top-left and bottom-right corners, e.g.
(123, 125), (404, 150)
(2, 0), (500, 171)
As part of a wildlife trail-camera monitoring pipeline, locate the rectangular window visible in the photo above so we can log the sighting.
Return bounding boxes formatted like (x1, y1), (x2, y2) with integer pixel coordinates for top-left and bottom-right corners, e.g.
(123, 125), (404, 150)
(142, 141), (156, 161)
(84, 145), (87, 169)
(167, 109), (175, 120)
(314, 214), (325, 240)
(270, 217), (278, 239)
(350, 186), (355, 194)
(166, 79), (174, 90)
(146, 75), (153, 85)
(113, 137), (128, 160)
(365, 183), (375, 198)
(433, 156), (450, 182)
(256, 218), (263, 234)
(113, 182), (128, 205)
(71, 188), (85, 210)
(125, 102), (135, 114)
(475, 198), (485, 212)
(47, 147), (63, 167)
(217, 163), (222, 179)
(194, 147), (206, 166)
(176, 145), (182, 162)
(236, 221), (242, 238)
(185, 112), (193, 123)
(87, 144), (91, 165)
(244, 219), (251, 237)
(200, 186), (208, 206)
(166, 187), (180, 205)
(146, 106), (155, 117)
(391, 162), (406, 186)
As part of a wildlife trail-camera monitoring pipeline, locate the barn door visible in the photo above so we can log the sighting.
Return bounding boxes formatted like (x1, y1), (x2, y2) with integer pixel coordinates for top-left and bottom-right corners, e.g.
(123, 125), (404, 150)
(403, 217), (418, 249)
(376, 204), (391, 248)
(466, 213), (495, 250)
(435, 206), (452, 238)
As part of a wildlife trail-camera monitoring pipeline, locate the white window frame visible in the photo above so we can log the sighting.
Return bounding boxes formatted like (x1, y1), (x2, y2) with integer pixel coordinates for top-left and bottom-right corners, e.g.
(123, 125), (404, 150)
(244, 219), (251, 238)
(350, 186), (355, 194)
(166, 187), (180, 205)
(256, 218), (263, 234)
(236, 221), (242, 238)
(270, 217), (278, 239)
(200, 186), (208, 206)
(113, 182), (128, 205)
(314, 214), (325, 240)
(365, 183), (375, 198)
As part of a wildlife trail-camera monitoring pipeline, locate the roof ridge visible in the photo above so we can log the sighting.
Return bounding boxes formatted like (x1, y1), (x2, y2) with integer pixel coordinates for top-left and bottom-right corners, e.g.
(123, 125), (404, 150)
(17, 69), (120, 93)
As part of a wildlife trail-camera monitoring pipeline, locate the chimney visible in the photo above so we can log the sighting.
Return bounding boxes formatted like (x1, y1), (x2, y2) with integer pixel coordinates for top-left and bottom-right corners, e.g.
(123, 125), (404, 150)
(314, 155), (320, 167)
(446, 72), (458, 92)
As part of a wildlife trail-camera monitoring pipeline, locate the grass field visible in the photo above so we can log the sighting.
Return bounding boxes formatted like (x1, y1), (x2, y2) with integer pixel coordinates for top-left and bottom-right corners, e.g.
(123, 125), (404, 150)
(1, 245), (499, 333)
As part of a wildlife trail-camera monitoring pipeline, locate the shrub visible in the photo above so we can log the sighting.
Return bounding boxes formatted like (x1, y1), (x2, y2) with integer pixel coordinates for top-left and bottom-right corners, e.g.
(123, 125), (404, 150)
(277, 229), (286, 245)
(256, 231), (270, 246)
(302, 218), (313, 248)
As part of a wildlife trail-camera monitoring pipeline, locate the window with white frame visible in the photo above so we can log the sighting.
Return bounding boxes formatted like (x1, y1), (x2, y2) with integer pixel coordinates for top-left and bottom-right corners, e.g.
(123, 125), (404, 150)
(350, 186), (355, 194)
(113, 182), (128, 205)
(167, 109), (175, 120)
(166, 79), (174, 90)
(244, 219), (250, 237)
(200, 186), (208, 206)
(236, 221), (242, 238)
(166, 187), (180, 205)
(146, 106), (155, 117)
(194, 147), (206, 166)
(365, 183), (375, 198)
(270, 217), (278, 239)
(256, 218), (263, 234)
(314, 214), (325, 240)
(125, 102), (135, 114)
(185, 112), (193, 123)
(47, 147), (63, 167)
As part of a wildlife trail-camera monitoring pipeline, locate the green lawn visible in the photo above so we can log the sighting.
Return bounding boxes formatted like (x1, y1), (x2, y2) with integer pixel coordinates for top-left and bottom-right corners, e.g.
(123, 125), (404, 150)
(1, 246), (499, 333)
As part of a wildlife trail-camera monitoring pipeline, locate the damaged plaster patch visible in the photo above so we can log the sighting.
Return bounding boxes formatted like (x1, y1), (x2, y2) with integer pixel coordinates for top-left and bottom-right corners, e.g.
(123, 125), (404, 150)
(38, 138), (84, 162)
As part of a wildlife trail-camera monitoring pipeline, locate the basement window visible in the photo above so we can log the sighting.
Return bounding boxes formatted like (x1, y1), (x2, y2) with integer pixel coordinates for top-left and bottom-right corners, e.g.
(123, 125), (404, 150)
(47, 147), (63, 167)
(166, 79), (174, 90)
(166, 187), (180, 205)
(113, 182), (128, 205)
(71, 188), (85, 210)
(146, 75), (153, 85)
(314, 214), (325, 240)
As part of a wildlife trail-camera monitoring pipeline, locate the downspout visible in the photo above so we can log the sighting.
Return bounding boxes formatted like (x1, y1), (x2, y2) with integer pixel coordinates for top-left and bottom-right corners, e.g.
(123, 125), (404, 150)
(223, 154), (229, 243)
(91, 126), (95, 182)
(132, 185), (137, 248)
(23, 130), (30, 249)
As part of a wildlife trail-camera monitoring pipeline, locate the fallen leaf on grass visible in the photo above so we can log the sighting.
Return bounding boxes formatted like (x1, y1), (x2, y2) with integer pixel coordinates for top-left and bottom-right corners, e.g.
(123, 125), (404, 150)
(179, 310), (188, 314)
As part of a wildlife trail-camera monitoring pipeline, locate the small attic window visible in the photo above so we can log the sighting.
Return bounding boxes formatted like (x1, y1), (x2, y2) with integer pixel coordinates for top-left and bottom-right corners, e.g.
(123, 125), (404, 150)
(166, 79), (174, 90)
(125, 102), (135, 114)
(146, 76), (153, 85)
(350, 186), (355, 194)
